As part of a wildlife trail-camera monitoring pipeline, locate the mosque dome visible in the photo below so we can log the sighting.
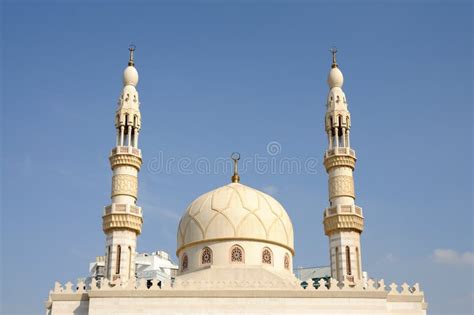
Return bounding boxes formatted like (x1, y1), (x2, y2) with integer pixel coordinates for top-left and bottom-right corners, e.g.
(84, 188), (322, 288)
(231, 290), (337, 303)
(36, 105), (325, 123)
(176, 182), (294, 274)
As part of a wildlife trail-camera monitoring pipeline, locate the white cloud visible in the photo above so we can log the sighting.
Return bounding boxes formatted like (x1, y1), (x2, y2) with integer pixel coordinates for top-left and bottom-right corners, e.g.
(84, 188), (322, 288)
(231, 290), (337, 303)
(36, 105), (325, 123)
(383, 253), (394, 263)
(262, 185), (278, 196)
(433, 249), (474, 266)
(376, 253), (395, 265)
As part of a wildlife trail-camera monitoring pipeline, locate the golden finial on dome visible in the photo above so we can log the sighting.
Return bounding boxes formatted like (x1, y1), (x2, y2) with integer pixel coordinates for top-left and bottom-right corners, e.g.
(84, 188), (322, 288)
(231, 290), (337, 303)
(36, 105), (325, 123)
(128, 44), (136, 66)
(330, 46), (338, 68)
(231, 152), (241, 183)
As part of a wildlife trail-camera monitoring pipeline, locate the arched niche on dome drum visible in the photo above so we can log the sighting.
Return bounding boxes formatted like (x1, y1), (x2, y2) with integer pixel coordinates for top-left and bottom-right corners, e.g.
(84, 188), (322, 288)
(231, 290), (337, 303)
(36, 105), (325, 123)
(201, 247), (212, 265)
(230, 245), (244, 263)
(284, 253), (290, 270)
(181, 253), (188, 271)
(262, 247), (273, 265)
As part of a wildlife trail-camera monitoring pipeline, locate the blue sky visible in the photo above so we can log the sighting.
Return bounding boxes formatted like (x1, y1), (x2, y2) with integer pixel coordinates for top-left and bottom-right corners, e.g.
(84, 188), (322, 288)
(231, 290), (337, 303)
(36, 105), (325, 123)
(1, 1), (472, 314)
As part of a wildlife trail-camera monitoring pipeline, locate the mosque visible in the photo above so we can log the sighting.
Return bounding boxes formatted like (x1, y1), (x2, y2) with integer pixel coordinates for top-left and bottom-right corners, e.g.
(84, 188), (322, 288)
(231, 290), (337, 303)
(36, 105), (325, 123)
(45, 47), (427, 315)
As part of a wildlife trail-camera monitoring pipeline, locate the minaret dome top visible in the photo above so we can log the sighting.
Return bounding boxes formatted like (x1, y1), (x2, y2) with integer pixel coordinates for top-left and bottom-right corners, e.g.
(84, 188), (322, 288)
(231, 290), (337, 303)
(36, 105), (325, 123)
(327, 48), (344, 88)
(327, 67), (344, 88)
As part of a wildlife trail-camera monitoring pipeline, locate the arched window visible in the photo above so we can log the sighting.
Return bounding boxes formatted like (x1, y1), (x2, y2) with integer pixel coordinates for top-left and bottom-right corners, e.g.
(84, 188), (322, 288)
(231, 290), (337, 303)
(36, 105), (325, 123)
(201, 247), (212, 265)
(128, 246), (132, 278)
(262, 248), (273, 265)
(106, 246), (112, 278)
(230, 245), (244, 263)
(284, 254), (290, 270)
(181, 253), (188, 271)
(345, 246), (352, 276)
(356, 247), (361, 279)
(335, 247), (340, 280)
(115, 245), (121, 275)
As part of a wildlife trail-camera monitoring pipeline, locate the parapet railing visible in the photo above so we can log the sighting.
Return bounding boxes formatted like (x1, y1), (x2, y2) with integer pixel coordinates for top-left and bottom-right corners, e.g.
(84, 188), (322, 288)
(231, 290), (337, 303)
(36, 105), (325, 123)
(325, 147), (356, 158)
(104, 203), (142, 216)
(48, 277), (424, 296)
(324, 205), (363, 218)
(111, 146), (141, 157)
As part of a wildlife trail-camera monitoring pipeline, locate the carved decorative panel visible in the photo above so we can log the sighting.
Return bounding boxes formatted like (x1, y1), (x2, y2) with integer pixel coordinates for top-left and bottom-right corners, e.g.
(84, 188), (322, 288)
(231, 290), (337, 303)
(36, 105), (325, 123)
(329, 175), (355, 198)
(112, 174), (138, 198)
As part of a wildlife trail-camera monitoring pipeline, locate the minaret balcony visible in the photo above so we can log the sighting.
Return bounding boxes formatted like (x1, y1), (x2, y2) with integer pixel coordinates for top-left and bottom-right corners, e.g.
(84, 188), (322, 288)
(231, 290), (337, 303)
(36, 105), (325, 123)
(323, 205), (364, 235)
(109, 146), (143, 170)
(325, 147), (356, 159)
(111, 146), (142, 158)
(103, 203), (143, 234)
(323, 148), (357, 171)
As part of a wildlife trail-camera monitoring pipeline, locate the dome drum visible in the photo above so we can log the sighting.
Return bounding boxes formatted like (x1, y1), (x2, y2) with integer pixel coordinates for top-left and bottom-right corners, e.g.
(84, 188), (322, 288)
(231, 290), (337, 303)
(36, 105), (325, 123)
(177, 239), (293, 274)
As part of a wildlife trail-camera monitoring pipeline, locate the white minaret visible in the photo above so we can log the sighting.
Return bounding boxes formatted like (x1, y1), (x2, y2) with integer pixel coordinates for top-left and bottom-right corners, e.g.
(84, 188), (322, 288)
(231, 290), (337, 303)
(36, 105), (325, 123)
(322, 49), (364, 283)
(102, 46), (143, 282)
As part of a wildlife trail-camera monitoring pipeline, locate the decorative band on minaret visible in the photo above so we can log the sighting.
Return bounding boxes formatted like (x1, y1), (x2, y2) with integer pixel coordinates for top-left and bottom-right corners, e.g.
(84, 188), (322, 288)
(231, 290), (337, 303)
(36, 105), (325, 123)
(103, 46), (143, 282)
(323, 49), (364, 284)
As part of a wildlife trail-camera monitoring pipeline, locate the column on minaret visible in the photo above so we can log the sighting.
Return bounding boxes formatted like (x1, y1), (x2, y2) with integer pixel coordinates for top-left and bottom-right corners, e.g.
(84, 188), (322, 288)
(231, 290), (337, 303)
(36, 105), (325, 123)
(322, 50), (364, 284)
(346, 130), (350, 148)
(134, 129), (139, 148)
(119, 126), (124, 147)
(103, 46), (143, 283)
(127, 125), (132, 147)
(341, 127), (346, 147)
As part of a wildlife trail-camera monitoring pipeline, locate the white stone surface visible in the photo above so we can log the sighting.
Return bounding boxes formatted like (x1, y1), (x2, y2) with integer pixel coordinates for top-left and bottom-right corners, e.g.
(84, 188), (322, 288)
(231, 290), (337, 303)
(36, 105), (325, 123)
(49, 294), (426, 315)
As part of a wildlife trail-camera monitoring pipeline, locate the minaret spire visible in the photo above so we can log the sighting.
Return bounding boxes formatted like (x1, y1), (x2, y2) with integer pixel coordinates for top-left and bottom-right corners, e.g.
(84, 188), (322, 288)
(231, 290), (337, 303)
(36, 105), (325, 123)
(102, 46), (143, 283)
(128, 44), (135, 67)
(330, 47), (338, 68)
(322, 51), (364, 284)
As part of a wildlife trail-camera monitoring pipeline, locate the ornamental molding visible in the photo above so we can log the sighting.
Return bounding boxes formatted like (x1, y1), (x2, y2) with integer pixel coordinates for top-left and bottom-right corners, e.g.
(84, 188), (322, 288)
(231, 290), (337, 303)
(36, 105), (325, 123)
(329, 175), (355, 199)
(325, 111), (351, 130)
(115, 108), (141, 129)
(103, 213), (143, 234)
(109, 154), (142, 170)
(111, 174), (138, 198)
(323, 213), (364, 235)
(324, 155), (356, 171)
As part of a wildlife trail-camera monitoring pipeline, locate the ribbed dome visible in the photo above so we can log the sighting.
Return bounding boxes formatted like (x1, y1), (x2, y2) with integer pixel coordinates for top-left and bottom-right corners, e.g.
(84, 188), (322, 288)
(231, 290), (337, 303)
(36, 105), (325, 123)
(177, 183), (294, 254)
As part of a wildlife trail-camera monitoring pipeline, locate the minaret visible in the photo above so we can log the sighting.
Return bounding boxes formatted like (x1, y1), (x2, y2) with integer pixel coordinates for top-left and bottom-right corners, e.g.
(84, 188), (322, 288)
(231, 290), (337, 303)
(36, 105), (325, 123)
(102, 46), (143, 282)
(322, 49), (364, 283)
